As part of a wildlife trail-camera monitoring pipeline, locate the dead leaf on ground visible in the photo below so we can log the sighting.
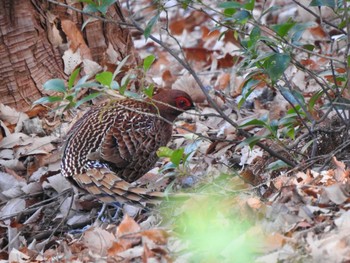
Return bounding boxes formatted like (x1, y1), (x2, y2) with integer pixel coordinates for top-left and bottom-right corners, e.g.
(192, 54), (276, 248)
(82, 226), (115, 255)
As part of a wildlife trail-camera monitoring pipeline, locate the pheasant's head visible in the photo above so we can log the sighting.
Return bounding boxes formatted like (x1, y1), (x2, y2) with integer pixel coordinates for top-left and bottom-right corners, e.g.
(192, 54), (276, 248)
(152, 89), (194, 122)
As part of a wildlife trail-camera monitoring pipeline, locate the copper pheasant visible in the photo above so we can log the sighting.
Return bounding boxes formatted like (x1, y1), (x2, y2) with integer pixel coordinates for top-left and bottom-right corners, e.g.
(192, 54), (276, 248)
(61, 89), (194, 204)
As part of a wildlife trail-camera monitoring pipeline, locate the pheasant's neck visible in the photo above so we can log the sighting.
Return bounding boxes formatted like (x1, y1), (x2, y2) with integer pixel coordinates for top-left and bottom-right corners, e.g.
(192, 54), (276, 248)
(151, 103), (180, 123)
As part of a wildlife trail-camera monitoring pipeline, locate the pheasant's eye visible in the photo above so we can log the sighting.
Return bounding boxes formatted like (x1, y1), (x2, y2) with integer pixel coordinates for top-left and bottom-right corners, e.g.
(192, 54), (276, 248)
(176, 97), (192, 109)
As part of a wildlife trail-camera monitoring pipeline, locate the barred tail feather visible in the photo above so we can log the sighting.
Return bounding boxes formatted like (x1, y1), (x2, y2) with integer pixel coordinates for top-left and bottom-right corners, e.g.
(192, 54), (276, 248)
(74, 168), (164, 205)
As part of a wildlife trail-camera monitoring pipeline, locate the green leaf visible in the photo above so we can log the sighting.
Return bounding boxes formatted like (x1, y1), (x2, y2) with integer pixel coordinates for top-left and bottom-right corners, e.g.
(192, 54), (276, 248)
(310, 0), (335, 8)
(280, 87), (305, 106)
(271, 22), (295, 37)
(96, 0), (117, 14)
(75, 92), (101, 108)
(279, 115), (297, 126)
(68, 68), (80, 89)
(263, 53), (291, 82)
(286, 105), (301, 115)
(246, 51), (273, 68)
(285, 126), (295, 139)
(269, 119), (279, 135)
(232, 10), (251, 23)
(81, 0), (116, 14)
(96, 5), (108, 14)
(223, 8), (236, 16)
(65, 101), (76, 109)
(157, 147), (174, 158)
(83, 4), (99, 13)
(184, 140), (201, 155)
(33, 96), (63, 105)
(75, 82), (100, 89)
(290, 22), (317, 43)
(120, 74), (133, 95)
(65, 94), (74, 102)
(170, 148), (185, 167)
(180, 0), (192, 9)
(43, 79), (66, 93)
(338, 20), (347, 30)
(242, 79), (260, 98)
(239, 118), (267, 128)
(238, 78), (260, 108)
(143, 55), (156, 71)
(242, 26), (261, 50)
(96, 71), (113, 87)
(243, 0), (255, 11)
(309, 90), (323, 109)
(102, 0), (117, 5)
(218, 0), (255, 10)
(250, 26), (261, 45)
(111, 81), (120, 90)
(124, 91), (141, 99)
(261, 5), (280, 17)
(143, 84), (154, 98)
(76, 75), (90, 87)
(266, 160), (290, 171)
(82, 17), (94, 31)
(302, 44), (315, 51)
(144, 13), (160, 40)
(301, 139), (315, 154)
(160, 163), (177, 174)
(237, 135), (264, 149)
(113, 55), (130, 79)
(218, 2), (243, 9)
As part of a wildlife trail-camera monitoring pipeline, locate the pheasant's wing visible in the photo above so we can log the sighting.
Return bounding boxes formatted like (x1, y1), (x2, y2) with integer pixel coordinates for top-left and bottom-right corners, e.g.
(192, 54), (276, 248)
(74, 168), (163, 205)
(98, 112), (156, 168)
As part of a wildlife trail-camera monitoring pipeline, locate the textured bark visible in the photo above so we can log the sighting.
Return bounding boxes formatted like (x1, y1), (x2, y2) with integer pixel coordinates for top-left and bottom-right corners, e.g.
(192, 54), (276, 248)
(0, 0), (65, 110)
(0, 0), (139, 111)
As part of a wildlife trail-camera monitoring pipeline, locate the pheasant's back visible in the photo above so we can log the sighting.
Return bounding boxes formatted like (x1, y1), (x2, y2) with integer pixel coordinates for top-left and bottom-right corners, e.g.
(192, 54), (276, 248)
(61, 99), (173, 183)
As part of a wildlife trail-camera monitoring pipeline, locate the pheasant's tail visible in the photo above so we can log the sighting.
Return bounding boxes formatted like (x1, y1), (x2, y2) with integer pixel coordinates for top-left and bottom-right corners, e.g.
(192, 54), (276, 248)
(73, 168), (167, 205)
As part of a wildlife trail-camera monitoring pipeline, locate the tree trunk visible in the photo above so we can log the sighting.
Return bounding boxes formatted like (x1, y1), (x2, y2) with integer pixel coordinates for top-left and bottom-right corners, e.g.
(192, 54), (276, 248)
(0, 0), (139, 111)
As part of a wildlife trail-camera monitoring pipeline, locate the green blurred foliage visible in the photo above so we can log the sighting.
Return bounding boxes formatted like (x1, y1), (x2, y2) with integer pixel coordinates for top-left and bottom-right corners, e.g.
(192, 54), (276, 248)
(161, 176), (262, 262)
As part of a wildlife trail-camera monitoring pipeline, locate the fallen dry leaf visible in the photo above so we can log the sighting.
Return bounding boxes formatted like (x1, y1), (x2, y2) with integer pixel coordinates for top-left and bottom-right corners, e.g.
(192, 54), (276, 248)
(116, 214), (141, 250)
(141, 229), (169, 245)
(246, 197), (263, 210)
(0, 133), (32, 149)
(322, 183), (348, 205)
(332, 157), (349, 182)
(61, 19), (92, 59)
(82, 226), (115, 255)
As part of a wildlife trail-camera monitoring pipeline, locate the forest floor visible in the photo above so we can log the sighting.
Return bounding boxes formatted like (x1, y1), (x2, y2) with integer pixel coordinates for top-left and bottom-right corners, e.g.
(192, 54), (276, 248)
(1, 1), (350, 262)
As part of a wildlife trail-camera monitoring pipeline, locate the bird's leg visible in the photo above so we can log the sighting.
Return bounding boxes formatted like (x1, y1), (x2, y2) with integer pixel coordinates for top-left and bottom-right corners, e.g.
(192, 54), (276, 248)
(110, 202), (124, 221)
(96, 203), (108, 222)
(69, 224), (92, 234)
(96, 202), (124, 223)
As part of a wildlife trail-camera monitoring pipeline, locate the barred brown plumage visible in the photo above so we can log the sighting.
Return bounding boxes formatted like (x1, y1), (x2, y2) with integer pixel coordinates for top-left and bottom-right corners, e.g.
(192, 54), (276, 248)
(61, 89), (194, 204)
